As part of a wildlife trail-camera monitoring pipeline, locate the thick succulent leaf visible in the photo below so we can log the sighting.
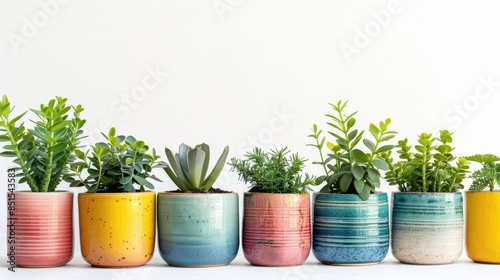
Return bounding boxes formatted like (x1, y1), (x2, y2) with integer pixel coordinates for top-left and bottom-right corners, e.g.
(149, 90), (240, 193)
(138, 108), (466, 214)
(163, 166), (189, 191)
(133, 175), (149, 187)
(363, 138), (376, 152)
(187, 148), (206, 188)
(350, 149), (369, 163)
(199, 143), (210, 183)
(367, 168), (381, 184)
(339, 172), (353, 193)
(372, 158), (390, 170)
(352, 165), (365, 180)
(51, 121), (72, 133)
(375, 145), (394, 154)
(119, 176), (132, 185)
(354, 179), (364, 194)
(359, 185), (371, 201)
(164, 147), (191, 189)
(178, 144), (191, 179)
(202, 145), (229, 190)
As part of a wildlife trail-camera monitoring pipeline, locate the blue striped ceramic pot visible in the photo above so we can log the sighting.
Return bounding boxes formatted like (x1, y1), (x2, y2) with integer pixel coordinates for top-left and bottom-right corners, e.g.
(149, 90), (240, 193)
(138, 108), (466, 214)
(391, 192), (463, 264)
(157, 192), (239, 267)
(312, 193), (389, 265)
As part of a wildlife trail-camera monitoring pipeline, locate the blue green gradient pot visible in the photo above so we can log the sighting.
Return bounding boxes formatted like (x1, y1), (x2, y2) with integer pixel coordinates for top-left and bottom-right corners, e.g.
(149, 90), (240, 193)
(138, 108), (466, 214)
(157, 192), (239, 267)
(312, 193), (389, 265)
(391, 192), (463, 264)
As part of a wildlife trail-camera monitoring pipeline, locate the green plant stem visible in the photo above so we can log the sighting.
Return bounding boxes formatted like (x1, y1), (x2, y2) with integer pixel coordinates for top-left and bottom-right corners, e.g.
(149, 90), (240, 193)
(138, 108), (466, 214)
(314, 134), (330, 177)
(422, 148), (427, 193)
(1, 121), (38, 192)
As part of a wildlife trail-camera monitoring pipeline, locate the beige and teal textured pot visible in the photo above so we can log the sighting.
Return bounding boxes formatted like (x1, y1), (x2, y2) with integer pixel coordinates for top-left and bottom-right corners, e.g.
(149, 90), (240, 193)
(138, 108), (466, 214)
(391, 192), (464, 264)
(157, 192), (239, 267)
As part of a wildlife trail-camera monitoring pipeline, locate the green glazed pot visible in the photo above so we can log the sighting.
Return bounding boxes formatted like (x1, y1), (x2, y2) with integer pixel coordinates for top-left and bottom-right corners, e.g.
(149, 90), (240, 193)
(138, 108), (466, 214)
(157, 192), (239, 267)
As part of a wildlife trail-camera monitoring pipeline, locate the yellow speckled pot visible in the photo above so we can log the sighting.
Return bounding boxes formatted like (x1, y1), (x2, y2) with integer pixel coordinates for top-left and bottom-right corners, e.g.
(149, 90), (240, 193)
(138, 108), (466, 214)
(466, 191), (500, 263)
(78, 191), (155, 267)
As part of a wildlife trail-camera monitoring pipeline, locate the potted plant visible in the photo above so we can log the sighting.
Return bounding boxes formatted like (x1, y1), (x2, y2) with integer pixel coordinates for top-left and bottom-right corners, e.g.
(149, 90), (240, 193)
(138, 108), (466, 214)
(68, 127), (165, 267)
(307, 100), (396, 265)
(0, 95), (85, 267)
(157, 143), (238, 267)
(463, 154), (500, 263)
(384, 130), (469, 264)
(229, 147), (315, 266)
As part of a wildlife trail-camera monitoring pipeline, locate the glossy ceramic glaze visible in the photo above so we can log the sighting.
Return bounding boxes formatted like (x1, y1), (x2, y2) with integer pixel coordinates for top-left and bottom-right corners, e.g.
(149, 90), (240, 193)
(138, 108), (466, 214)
(465, 191), (500, 263)
(243, 192), (310, 266)
(157, 192), (239, 267)
(391, 192), (463, 264)
(312, 193), (389, 265)
(8, 191), (73, 267)
(78, 191), (155, 267)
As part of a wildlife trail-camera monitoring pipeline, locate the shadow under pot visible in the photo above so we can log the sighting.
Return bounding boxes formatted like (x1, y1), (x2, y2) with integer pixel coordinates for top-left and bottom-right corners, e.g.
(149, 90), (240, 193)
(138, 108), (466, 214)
(465, 191), (500, 264)
(391, 192), (464, 265)
(157, 192), (239, 267)
(78, 191), (156, 268)
(242, 192), (311, 266)
(312, 192), (389, 265)
(7, 191), (74, 268)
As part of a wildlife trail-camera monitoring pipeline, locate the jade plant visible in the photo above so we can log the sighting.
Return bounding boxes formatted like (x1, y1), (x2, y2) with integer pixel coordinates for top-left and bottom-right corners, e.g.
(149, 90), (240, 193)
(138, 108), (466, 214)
(163, 143), (229, 192)
(464, 154), (500, 191)
(0, 95), (85, 192)
(229, 147), (315, 194)
(383, 130), (469, 192)
(308, 100), (397, 200)
(67, 127), (166, 192)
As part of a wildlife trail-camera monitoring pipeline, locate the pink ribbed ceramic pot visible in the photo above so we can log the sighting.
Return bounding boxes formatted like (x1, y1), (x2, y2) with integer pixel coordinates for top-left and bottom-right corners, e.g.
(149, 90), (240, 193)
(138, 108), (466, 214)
(242, 192), (311, 266)
(7, 191), (73, 267)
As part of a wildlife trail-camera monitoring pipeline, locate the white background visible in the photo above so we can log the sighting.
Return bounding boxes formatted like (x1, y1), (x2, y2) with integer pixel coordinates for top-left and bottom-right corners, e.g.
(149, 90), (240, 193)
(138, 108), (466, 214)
(1, 0), (500, 278)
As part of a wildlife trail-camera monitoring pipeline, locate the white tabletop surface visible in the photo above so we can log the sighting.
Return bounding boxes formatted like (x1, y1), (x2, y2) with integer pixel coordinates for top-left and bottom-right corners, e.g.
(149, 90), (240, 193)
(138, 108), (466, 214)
(1, 250), (498, 280)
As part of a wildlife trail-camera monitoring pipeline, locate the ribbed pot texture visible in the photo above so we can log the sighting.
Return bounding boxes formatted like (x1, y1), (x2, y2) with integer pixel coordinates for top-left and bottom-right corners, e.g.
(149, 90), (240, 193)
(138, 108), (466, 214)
(391, 192), (464, 264)
(312, 193), (389, 265)
(242, 192), (311, 266)
(8, 191), (73, 267)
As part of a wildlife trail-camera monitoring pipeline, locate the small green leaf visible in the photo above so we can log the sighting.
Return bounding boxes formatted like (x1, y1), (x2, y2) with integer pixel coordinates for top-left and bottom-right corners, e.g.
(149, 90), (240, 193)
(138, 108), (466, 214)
(354, 179), (364, 194)
(375, 145), (394, 154)
(352, 165), (365, 180)
(350, 149), (369, 163)
(339, 172), (353, 193)
(133, 175), (149, 186)
(363, 139), (376, 152)
(359, 185), (371, 200)
(119, 176), (132, 185)
(346, 118), (356, 130)
(372, 158), (389, 170)
(369, 123), (380, 138)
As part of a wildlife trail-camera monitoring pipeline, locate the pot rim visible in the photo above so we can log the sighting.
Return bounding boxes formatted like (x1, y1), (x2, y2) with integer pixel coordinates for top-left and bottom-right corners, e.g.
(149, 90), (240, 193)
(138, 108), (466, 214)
(243, 191), (309, 196)
(78, 190), (155, 196)
(392, 191), (462, 194)
(465, 190), (500, 193)
(8, 190), (72, 194)
(312, 191), (386, 195)
(158, 191), (237, 195)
